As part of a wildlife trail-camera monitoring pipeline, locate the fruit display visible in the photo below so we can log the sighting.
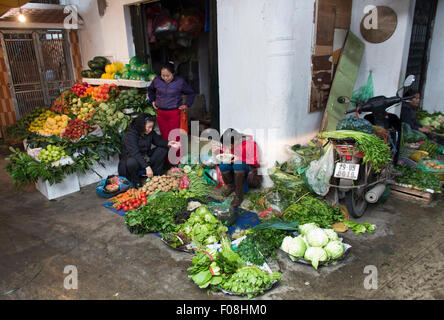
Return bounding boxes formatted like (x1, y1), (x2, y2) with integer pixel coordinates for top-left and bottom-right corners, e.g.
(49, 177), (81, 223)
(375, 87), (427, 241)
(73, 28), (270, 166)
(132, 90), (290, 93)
(117, 55), (155, 81)
(71, 98), (96, 121)
(115, 88), (154, 114)
(29, 110), (58, 132)
(62, 119), (92, 141)
(51, 91), (77, 114)
(140, 175), (180, 196)
(102, 62), (124, 79)
(37, 145), (68, 163)
(86, 83), (118, 102)
(70, 82), (91, 97)
(93, 102), (131, 131)
(38, 114), (70, 136)
(82, 56), (110, 79)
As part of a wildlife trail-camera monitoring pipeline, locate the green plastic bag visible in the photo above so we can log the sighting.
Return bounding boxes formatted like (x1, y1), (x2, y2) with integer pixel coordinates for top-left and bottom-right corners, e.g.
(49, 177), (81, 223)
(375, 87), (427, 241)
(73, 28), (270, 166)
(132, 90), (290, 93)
(352, 71), (374, 106)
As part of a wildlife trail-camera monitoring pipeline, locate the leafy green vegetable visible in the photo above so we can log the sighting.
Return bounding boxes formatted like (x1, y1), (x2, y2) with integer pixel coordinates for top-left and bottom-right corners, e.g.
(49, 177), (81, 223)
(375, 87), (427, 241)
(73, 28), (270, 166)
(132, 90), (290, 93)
(219, 266), (281, 299)
(343, 221), (375, 235)
(319, 130), (392, 171)
(176, 205), (228, 248)
(282, 196), (343, 228)
(216, 237), (245, 274)
(124, 191), (187, 235)
(395, 165), (442, 192)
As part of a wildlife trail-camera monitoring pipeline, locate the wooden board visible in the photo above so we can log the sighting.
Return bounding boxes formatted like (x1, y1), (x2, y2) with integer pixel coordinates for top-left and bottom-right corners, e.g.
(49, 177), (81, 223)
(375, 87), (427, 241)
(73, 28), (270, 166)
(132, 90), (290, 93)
(335, 0), (353, 29)
(390, 185), (433, 204)
(321, 31), (365, 131)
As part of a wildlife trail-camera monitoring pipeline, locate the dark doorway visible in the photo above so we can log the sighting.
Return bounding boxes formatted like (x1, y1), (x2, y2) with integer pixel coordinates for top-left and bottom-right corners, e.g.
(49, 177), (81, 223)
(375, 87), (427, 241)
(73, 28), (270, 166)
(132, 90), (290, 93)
(128, 0), (220, 132)
(405, 0), (438, 98)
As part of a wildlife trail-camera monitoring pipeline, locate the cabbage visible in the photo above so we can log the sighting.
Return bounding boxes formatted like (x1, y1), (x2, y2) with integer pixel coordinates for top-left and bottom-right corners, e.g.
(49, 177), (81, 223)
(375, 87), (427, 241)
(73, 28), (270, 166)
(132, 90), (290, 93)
(288, 236), (307, 258)
(304, 247), (328, 269)
(419, 118), (430, 126)
(299, 223), (318, 236)
(281, 236), (294, 253)
(322, 228), (338, 241)
(431, 120), (440, 127)
(324, 240), (344, 260)
(306, 228), (329, 247)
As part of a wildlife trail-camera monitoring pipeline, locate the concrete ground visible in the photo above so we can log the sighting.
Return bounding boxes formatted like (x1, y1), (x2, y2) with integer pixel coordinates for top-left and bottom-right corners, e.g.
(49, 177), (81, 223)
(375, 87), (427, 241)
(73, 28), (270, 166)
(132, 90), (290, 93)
(0, 147), (443, 300)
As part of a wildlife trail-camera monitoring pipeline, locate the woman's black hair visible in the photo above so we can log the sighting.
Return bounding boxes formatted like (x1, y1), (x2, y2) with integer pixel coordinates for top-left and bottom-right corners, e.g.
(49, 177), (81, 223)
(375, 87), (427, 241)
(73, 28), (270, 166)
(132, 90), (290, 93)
(220, 128), (242, 145)
(134, 113), (156, 134)
(160, 61), (175, 74)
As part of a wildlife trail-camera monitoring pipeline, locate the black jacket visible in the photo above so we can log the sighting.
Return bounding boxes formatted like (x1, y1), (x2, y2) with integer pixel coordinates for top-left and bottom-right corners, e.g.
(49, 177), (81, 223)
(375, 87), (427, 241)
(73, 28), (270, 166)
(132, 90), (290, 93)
(400, 102), (420, 130)
(120, 122), (169, 169)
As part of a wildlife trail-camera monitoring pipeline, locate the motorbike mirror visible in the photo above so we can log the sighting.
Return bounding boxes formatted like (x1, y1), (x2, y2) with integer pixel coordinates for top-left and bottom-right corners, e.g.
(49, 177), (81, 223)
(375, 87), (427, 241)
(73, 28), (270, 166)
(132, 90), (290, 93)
(403, 75), (415, 87)
(337, 96), (351, 104)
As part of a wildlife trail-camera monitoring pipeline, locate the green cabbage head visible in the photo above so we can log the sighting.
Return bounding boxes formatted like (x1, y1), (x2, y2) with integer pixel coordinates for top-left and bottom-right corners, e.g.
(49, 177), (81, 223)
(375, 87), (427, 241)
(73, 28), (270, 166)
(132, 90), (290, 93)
(324, 240), (344, 260)
(322, 228), (338, 241)
(304, 247), (328, 270)
(299, 223), (318, 236)
(306, 228), (329, 247)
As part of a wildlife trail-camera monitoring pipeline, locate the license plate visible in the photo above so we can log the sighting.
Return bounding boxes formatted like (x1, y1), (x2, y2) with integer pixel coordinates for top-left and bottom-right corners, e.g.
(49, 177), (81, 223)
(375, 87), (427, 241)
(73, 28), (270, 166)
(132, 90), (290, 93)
(334, 163), (360, 180)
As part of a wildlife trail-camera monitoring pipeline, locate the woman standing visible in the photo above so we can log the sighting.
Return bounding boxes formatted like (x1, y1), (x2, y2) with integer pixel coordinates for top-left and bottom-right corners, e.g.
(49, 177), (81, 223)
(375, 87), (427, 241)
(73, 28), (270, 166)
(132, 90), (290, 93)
(147, 62), (196, 141)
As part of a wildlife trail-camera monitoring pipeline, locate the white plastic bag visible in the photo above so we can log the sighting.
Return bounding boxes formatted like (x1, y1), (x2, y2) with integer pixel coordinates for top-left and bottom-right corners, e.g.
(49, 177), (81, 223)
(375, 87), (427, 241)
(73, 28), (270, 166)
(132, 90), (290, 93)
(305, 143), (334, 196)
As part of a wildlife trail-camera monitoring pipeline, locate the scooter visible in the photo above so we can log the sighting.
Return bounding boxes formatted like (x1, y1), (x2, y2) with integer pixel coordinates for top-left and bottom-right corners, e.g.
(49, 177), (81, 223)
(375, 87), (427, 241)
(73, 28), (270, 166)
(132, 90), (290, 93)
(327, 75), (416, 218)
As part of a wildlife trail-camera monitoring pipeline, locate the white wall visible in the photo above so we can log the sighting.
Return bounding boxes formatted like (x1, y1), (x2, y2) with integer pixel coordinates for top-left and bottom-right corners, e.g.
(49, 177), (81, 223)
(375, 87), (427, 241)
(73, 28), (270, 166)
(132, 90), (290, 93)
(217, 0), (320, 168)
(66, 0), (136, 67)
(350, 0), (415, 116)
(423, 0), (444, 113)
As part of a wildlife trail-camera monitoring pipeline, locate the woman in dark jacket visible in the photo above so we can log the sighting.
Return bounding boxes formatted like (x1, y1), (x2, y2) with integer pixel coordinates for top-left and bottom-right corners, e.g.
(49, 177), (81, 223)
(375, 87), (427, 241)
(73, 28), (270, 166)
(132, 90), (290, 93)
(118, 114), (180, 188)
(147, 62), (195, 140)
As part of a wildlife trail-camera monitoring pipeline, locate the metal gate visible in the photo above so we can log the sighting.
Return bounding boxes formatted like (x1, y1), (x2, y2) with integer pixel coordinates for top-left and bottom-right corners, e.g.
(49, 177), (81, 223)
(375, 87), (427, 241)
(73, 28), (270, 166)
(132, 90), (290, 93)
(0, 29), (74, 120)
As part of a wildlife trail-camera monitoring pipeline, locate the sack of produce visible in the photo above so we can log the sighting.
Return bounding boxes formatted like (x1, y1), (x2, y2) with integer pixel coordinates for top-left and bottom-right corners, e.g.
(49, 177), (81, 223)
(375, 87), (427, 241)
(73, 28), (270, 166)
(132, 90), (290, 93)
(303, 143), (335, 196)
(207, 199), (236, 226)
(336, 116), (373, 134)
(402, 123), (427, 143)
(96, 175), (131, 199)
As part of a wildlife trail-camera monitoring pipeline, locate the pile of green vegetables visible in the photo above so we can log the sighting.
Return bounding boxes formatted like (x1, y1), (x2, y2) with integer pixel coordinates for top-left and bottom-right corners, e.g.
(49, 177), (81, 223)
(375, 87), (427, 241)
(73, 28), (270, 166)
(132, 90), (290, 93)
(124, 191), (188, 235)
(395, 165), (442, 191)
(187, 237), (281, 298)
(336, 117), (374, 134)
(282, 195), (343, 228)
(418, 140), (439, 157)
(5, 128), (122, 188)
(319, 130), (392, 171)
(175, 205), (228, 247)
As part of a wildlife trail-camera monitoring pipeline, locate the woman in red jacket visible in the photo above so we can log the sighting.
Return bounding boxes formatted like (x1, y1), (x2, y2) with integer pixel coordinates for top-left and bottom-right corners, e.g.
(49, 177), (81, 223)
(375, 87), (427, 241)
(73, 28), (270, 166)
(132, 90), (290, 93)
(147, 62), (195, 141)
(217, 129), (262, 207)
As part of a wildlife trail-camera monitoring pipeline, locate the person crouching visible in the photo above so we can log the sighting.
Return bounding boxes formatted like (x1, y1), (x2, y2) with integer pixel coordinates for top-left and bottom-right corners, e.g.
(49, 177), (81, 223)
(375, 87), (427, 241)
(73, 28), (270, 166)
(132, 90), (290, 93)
(118, 113), (180, 188)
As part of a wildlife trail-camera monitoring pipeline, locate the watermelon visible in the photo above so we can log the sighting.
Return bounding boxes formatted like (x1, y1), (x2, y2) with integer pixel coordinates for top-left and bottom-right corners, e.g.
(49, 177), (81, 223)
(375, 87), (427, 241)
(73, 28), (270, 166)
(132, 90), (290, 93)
(81, 69), (93, 78)
(93, 56), (110, 66)
(148, 73), (157, 81)
(88, 60), (104, 70)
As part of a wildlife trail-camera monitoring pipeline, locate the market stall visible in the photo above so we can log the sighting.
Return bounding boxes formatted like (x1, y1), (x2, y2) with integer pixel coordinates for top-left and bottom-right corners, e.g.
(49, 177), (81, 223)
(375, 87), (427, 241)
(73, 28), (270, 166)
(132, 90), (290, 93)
(5, 55), (156, 199)
(4, 66), (443, 298)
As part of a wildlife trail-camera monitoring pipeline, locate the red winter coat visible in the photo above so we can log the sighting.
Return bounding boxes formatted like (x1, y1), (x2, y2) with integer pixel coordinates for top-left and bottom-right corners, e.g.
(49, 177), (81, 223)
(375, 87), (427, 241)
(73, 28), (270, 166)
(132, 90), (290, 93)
(233, 139), (260, 167)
